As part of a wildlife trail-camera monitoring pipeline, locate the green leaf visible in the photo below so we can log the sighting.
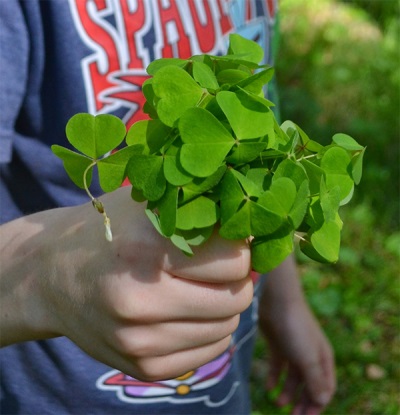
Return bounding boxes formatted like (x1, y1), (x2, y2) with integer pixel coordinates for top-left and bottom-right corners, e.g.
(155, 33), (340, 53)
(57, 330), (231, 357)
(176, 226), (214, 246)
(258, 177), (297, 219)
(246, 167), (273, 192)
(65, 113), (126, 159)
(227, 33), (264, 64)
(152, 66), (204, 127)
(289, 180), (310, 229)
(231, 169), (261, 198)
(157, 183), (178, 237)
(97, 146), (139, 192)
(131, 185), (146, 202)
(219, 169), (245, 223)
(320, 147), (354, 204)
(250, 200), (287, 236)
(251, 228), (294, 273)
(320, 180), (341, 223)
(147, 58), (187, 75)
(179, 107), (234, 177)
(219, 201), (252, 240)
(300, 221), (341, 264)
(51, 145), (93, 189)
(127, 154), (166, 201)
(216, 90), (274, 139)
(176, 196), (219, 230)
(235, 67), (274, 94)
(333, 133), (364, 151)
(163, 141), (193, 186)
(126, 119), (171, 154)
(217, 69), (250, 85)
(226, 137), (268, 165)
(273, 159), (308, 190)
(183, 165), (226, 196)
(192, 61), (219, 90)
(170, 234), (194, 256)
(351, 148), (366, 185)
(300, 159), (325, 195)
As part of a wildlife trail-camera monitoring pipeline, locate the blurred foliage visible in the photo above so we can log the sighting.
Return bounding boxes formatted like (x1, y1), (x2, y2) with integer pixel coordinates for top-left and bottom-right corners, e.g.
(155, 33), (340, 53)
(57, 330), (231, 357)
(339, 0), (400, 28)
(251, 0), (400, 414)
(275, 0), (400, 229)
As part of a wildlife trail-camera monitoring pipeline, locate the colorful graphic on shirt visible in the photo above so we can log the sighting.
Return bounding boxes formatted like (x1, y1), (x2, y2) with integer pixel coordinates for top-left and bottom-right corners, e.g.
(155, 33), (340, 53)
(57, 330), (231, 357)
(96, 294), (260, 406)
(69, 0), (274, 407)
(68, 0), (276, 128)
(96, 347), (236, 405)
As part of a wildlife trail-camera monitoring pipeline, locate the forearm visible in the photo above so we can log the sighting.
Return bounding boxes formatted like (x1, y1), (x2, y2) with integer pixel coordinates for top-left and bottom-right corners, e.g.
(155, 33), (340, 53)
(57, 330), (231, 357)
(261, 254), (305, 306)
(0, 209), (67, 346)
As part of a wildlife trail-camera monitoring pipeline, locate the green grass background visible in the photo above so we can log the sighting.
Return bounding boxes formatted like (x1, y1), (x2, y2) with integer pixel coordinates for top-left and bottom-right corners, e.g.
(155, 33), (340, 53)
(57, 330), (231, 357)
(250, 0), (400, 413)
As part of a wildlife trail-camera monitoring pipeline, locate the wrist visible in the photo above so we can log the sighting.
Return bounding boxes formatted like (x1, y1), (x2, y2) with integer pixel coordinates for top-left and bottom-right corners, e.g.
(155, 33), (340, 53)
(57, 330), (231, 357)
(0, 207), (75, 346)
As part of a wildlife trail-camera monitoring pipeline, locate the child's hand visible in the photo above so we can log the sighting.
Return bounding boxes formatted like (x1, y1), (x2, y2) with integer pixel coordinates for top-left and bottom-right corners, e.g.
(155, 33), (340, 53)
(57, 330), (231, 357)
(0, 187), (253, 381)
(260, 298), (335, 415)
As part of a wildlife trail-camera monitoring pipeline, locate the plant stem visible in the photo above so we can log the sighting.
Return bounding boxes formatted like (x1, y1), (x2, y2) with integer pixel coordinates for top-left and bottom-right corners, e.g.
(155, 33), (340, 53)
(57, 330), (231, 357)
(83, 161), (113, 242)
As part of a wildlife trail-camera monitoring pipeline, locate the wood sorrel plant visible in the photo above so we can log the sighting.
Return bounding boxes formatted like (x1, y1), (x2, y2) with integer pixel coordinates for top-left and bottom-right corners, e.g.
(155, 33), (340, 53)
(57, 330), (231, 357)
(52, 34), (365, 273)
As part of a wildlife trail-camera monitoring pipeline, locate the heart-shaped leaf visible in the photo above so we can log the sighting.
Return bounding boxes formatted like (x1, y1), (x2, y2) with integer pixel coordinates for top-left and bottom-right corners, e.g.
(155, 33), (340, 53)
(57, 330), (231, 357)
(192, 61), (219, 90)
(179, 108), (234, 177)
(126, 119), (171, 154)
(300, 221), (341, 264)
(175, 226), (214, 246)
(351, 148), (365, 185)
(216, 90), (273, 139)
(157, 183), (179, 237)
(127, 154), (166, 201)
(217, 69), (250, 86)
(289, 180), (310, 229)
(227, 33), (264, 64)
(320, 147), (354, 204)
(51, 145), (93, 189)
(235, 67), (274, 94)
(319, 179), (341, 223)
(176, 196), (219, 230)
(65, 113), (126, 159)
(258, 177), (297, 218)
(147, 58), (187, 75)
(152, 66), (204, 127)
(219, 169), (246, 223)
(300, 159), (325, 195)
(226, 138), (268, 165)
(231, 169), (261, 198)
(251, 227), (294, 273)
(219, 201), (252, 240)
(273, 159), (308, 190)
(164, 141), (193, 186)
(333, 133), (364, 151)
(97, 146), (140, 192)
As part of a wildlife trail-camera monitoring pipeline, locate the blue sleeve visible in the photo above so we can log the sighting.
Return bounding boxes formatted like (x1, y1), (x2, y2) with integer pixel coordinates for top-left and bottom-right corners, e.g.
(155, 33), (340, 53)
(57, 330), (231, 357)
(0, 0), (30, 163)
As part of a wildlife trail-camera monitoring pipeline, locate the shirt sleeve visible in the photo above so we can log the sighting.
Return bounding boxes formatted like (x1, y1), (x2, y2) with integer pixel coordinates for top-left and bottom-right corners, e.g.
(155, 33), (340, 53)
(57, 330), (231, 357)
(0, 0), (30, 163)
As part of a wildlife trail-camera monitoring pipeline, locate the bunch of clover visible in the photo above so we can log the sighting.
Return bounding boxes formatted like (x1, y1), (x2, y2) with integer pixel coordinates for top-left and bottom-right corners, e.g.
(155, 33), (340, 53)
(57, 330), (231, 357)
(52, 34), (365, 273)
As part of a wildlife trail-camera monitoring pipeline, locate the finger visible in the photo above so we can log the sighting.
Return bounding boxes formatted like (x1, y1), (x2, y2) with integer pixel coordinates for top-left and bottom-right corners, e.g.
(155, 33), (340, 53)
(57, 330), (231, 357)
(94, 335), (233, 382)
(266, 356), (285, 390)
(164, 229), (251, 283)
(301, 351), (336, 407)
(276, 367), (301, 407)
(292, 396), (324, 415)
(110, 315), (240, 357)
(103, 271), (254, 322)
